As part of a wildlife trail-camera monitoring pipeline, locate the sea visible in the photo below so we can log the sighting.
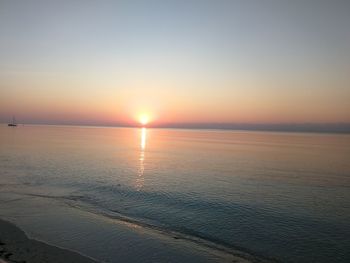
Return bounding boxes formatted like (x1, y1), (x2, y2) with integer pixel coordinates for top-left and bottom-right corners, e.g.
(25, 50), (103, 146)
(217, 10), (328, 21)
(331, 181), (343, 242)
(0, 125), (349, 262)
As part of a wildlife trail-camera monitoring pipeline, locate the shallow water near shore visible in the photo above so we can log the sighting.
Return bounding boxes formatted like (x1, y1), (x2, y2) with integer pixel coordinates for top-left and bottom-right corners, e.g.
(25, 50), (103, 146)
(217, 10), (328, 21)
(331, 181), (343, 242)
(0, 125), (350, 262)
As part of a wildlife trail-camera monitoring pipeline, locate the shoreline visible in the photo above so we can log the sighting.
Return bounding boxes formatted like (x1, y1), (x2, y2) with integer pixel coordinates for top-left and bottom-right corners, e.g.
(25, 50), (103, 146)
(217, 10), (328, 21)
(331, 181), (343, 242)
(0, 192), (260, 263)
(0, 219), (97, 263)
(68, 199), (269, 263)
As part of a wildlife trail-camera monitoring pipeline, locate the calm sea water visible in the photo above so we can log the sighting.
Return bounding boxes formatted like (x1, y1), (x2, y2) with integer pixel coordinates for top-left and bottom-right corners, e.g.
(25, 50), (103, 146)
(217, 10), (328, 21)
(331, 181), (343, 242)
(0, 125), (349, 262)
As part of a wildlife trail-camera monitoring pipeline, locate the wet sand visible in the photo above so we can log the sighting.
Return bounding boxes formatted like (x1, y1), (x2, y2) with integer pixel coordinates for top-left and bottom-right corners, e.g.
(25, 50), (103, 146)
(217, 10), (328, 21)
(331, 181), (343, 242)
(0, 219), (97, 263)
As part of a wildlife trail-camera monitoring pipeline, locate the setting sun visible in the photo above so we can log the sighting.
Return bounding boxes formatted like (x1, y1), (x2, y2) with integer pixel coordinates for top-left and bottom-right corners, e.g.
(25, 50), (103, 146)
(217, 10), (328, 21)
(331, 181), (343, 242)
(139, 114), (149, 126)
(1, 1), (349, 263)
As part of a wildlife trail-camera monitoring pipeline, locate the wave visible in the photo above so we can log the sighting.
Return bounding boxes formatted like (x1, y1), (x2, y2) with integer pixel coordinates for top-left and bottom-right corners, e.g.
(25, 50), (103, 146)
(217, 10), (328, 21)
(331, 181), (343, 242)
(23, 191), (275, 263)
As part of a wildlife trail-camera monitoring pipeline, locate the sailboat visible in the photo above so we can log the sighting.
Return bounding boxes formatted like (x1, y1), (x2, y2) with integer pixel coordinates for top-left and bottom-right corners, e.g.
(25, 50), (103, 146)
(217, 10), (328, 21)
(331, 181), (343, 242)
(8, 116), (17, 127)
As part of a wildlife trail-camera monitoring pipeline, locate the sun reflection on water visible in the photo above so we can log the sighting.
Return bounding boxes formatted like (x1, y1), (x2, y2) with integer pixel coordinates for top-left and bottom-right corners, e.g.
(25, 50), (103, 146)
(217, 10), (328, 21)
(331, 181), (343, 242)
(136, 127), (147, 190)
(141, 127), (146, 150)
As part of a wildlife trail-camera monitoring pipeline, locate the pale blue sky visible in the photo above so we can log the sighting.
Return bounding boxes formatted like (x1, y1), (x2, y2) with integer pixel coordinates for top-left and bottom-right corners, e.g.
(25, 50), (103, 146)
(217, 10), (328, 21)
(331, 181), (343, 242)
(1, 0), (350, 125)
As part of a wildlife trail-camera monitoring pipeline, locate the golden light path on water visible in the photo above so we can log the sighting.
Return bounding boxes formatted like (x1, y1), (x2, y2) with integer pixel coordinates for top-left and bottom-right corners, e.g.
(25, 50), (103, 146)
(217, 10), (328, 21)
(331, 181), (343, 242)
(136, 127), (146, 190)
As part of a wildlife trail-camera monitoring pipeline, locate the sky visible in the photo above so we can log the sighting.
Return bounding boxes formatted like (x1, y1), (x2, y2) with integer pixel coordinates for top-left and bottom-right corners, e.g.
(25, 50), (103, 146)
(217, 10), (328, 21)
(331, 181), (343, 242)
(0, 0), (350, 127)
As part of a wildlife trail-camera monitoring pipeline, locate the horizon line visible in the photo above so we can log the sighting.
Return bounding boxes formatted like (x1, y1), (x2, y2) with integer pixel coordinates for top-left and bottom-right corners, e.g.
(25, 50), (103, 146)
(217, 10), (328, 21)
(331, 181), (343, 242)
(2, 121), (350, 134)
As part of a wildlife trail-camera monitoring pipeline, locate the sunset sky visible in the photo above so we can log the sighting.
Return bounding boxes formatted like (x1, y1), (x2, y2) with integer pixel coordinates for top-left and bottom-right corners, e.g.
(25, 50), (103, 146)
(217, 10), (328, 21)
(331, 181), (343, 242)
(1, 0), (350, 127)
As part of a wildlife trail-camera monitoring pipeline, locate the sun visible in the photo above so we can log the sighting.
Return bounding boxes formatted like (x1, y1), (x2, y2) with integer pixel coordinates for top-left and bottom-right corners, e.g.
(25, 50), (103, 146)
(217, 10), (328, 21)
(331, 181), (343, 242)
(139, 114), (149, 126)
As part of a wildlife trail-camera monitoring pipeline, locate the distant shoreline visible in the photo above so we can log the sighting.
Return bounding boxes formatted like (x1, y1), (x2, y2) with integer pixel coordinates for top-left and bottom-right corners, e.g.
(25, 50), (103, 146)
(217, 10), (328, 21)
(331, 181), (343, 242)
(2, 122), (350, 134)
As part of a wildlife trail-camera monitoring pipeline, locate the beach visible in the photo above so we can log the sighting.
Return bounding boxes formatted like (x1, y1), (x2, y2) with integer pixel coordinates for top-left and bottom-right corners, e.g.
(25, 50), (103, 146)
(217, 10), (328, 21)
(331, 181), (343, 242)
(0, 218), (255, 263)
(0, 219), (256, 263)
(0, 219), (96, 263)
(0, 190), (258, 263)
